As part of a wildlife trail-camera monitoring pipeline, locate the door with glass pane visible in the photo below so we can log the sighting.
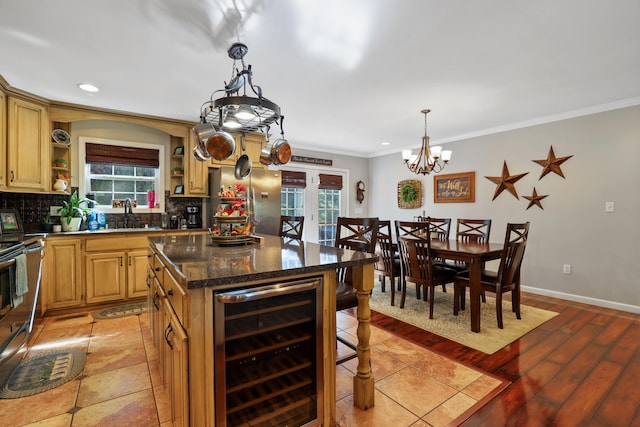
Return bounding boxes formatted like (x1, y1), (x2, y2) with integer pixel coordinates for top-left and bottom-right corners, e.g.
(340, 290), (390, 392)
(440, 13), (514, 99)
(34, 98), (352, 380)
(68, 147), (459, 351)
(281, 168), (346, 245)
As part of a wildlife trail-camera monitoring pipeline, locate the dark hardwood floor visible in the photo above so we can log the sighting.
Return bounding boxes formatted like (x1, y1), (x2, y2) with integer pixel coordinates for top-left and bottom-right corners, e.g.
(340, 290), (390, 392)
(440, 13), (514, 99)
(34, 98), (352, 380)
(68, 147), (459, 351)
(367, 292), (640, 426)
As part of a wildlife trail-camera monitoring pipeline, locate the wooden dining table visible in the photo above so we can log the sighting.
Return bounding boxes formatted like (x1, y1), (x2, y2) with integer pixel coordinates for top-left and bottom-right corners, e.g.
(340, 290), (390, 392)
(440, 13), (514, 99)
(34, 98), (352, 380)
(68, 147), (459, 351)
(429, 239), (504, 332)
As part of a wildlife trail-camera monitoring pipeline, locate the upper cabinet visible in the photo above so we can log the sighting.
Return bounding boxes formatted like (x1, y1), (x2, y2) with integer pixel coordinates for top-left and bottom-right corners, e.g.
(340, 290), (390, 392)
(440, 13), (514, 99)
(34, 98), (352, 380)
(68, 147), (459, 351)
(169, 134), (208, 197)
(0, 89), (6, 189)
(6, 96), (49, 192)
(186, 132), (207, 196)
(210, 132), (266, 170)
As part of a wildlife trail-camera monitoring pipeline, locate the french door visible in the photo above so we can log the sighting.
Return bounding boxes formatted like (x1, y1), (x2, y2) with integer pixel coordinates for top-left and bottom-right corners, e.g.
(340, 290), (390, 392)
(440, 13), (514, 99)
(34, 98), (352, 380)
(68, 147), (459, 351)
(280, 166), (348, 244)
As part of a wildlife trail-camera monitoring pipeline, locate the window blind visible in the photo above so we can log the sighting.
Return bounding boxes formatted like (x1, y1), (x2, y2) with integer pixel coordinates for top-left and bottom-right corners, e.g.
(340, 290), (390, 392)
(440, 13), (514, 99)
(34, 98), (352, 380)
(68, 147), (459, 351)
(318, 174), (343, 190)
(85, 143), (160, 168)
(281, 170), (307, 188)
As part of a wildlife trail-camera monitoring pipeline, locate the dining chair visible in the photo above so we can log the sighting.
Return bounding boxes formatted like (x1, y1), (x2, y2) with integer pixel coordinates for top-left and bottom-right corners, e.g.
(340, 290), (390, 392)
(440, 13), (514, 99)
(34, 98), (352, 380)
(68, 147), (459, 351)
(395, 220), (457, 314)
(428, 217), (451, 240)
(447, 218), (493, 276)
(375, 220), (401, 305)
(334, 216), (379, 363)
(453, 222), (530, 329)
(279, 215), (304, 239)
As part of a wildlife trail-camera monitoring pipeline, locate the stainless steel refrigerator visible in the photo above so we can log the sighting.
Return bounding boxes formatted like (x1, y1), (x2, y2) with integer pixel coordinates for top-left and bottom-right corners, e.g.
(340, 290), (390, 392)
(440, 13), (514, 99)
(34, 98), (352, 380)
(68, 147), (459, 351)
(206, 167), (282, 236)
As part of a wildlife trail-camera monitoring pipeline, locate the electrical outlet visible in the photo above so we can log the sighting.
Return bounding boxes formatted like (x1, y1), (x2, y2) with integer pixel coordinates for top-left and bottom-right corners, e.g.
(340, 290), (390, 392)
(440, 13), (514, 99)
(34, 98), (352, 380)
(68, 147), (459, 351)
(50, 206), (62, 216)
(563, 264), (572, 275)
(605, 201), (615, 212)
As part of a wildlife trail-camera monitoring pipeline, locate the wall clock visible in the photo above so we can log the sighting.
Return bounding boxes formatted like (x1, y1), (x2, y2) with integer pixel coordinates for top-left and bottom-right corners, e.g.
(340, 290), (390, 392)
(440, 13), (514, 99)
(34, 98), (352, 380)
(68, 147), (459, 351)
(356, 180), (365, 204)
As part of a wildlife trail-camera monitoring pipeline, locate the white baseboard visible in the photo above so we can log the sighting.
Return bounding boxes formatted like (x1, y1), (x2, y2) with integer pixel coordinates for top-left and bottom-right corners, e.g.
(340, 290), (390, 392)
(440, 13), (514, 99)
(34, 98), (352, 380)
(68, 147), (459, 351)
(521, 285), (640, 314)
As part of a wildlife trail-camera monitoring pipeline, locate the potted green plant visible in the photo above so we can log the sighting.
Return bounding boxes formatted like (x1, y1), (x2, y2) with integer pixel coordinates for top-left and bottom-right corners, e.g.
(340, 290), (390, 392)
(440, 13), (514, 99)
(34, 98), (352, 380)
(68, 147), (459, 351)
(59, 191), (93, 232)
(172, 166), (184, 176)
(53, 158), (68, 168)
(41, 214), (55, 232)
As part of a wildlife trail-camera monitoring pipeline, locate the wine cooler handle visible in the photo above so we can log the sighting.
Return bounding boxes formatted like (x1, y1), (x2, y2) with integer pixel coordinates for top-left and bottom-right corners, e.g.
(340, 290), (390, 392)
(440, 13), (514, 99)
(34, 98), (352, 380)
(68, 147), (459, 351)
(216, 279), (320, 303)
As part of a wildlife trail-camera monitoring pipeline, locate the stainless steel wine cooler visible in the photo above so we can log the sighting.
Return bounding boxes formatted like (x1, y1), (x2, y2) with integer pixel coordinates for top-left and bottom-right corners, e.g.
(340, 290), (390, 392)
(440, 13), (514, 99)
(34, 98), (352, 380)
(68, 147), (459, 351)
(214, 277), (324, 426)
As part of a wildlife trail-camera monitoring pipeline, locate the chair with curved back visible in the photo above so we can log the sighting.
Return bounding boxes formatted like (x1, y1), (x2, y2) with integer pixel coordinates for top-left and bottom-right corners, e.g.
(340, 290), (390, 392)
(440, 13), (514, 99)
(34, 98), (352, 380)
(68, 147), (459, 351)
(427, 217), (452, 241)
(448, 218), (492, 274)
(456, 218), (492, 244)
(279, 215), (304, 239)
(453, 222), (530, 329)
(395, 220), (457, 314)
(375, 220), (402, 305)
(334, 216), (379, 363)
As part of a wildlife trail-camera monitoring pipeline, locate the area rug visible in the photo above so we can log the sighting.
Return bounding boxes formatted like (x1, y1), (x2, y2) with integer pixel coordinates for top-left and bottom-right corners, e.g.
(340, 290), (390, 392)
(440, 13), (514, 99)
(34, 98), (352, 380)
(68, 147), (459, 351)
(92, 302), (147, 319)
(369, 281), (558, 354)
(0, 349), (86, 398)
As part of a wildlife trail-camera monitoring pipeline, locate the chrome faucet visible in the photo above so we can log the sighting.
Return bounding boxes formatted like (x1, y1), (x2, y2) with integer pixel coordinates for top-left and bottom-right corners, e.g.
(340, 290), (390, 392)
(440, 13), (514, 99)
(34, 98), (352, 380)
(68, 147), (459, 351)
(123, 198), (133, 228)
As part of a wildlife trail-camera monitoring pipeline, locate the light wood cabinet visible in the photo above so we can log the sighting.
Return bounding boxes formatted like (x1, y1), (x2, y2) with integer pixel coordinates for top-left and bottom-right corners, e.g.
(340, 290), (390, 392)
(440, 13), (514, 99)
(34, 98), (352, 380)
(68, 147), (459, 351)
(6, 96), (50, 191)
(210, 132), (266, 170)
(84, 235), (151, 303)
(42, 238), (83, 311)
(148, 245), (189, 427)
(0, 89), (6, 189)
(128, 249), (150, 299)
(85, 252), (127, 304)
(162, 299), (189, 427)
(186, 131), (208, 196)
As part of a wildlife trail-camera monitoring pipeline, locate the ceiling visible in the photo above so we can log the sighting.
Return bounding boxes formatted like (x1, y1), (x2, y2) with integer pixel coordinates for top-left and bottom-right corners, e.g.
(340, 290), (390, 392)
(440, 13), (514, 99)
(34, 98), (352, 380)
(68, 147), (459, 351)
(1, 0), (639, 158)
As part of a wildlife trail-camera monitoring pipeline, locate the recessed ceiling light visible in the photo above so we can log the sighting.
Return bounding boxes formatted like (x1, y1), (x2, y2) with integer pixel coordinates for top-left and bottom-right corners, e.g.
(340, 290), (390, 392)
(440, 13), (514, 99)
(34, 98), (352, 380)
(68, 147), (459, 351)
(381, 141), (390, 145)
(77, 83), (99, 92)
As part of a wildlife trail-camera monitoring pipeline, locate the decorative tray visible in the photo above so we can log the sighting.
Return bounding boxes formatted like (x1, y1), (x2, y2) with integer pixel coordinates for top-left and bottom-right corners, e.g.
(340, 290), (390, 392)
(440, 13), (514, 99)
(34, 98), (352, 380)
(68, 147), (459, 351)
(213, 215), (248, 223)
(209, 235), (255, 246)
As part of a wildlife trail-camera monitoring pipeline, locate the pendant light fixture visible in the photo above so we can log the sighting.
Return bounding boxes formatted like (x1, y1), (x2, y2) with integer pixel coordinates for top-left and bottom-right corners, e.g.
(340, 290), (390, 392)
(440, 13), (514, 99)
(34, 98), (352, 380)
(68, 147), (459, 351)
(192, 42), (290, 166)
(402, 109), (451, 175)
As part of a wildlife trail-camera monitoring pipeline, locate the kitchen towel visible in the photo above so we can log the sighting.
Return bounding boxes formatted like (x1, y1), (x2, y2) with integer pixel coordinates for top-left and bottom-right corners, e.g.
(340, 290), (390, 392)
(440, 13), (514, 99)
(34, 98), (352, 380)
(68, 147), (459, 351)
(12, 253), (28, 307)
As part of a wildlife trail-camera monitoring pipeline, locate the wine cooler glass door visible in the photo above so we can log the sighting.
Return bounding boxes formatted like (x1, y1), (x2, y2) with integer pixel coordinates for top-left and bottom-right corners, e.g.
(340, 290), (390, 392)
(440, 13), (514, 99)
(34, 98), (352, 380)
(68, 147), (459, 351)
(214, 277), (324, 427)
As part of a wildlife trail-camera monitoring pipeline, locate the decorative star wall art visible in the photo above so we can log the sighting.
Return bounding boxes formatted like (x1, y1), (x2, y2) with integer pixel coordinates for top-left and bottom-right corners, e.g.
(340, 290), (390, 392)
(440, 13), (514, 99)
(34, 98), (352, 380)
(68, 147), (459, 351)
(532, 145), (573, 179)
(485, 161), (529, 200)
(523, 187), (548, 210)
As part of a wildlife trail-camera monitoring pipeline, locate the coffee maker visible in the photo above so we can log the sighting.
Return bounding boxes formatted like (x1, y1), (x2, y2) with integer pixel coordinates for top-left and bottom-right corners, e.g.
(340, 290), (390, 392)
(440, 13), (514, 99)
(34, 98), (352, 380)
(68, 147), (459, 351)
(185, 206), (202, 229)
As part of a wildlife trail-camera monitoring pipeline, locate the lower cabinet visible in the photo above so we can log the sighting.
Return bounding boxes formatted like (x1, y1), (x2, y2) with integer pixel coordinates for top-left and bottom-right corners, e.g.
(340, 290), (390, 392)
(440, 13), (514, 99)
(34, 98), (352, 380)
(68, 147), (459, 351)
(162, 299), (189, 427)
(84, 252), (126, 304)
(42, 238), (83, 311)
(85, 249), (149, 304)
(148, 246), (189, 427)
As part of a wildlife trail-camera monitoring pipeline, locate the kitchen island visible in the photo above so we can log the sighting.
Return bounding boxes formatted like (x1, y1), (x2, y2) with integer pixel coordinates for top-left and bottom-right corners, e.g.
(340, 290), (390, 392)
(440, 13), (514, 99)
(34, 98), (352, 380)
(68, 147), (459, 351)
(147, 233), (377, 426)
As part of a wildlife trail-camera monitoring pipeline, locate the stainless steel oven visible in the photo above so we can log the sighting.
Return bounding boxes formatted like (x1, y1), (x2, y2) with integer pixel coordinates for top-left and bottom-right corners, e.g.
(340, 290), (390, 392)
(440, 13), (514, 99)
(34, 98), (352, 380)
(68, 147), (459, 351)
(213, 277), (324, 427)
(0, 215), (44, 386)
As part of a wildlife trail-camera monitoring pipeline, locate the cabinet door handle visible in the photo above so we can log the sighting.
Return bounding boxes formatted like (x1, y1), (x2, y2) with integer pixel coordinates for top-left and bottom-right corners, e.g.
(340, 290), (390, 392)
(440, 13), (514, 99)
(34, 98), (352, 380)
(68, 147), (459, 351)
(164, 323), (174, 350)
(153, 293), (160, 310)
(128, 256), (132, 266)
(10, 171), (14, 182)
(155, 267), (161, 272)
(167, 288), (174, 296)
(120, 257), (123, 266)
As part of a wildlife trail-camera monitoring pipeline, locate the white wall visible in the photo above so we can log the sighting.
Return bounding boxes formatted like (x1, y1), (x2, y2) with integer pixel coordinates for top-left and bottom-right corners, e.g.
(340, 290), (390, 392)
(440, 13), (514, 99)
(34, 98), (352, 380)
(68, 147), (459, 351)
(288, 147), (370, 217)
(369, 105), (640, 312)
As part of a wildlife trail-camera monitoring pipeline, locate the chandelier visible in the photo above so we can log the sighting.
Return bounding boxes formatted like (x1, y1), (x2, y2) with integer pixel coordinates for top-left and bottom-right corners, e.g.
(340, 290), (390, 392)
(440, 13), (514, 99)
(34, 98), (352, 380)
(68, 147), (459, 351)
(402, 109), (451, 175)
(191, 42), (290, 166)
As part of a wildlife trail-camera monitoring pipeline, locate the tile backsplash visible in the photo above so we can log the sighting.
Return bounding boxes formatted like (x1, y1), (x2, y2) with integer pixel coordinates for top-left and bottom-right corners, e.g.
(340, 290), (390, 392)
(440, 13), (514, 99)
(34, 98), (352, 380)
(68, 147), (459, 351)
(0, 190), (202, 232)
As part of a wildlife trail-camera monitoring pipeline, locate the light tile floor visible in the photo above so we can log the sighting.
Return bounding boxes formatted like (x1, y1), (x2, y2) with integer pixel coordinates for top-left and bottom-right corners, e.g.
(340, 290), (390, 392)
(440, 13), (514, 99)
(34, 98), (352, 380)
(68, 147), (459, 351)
(0, 307), (505, 427)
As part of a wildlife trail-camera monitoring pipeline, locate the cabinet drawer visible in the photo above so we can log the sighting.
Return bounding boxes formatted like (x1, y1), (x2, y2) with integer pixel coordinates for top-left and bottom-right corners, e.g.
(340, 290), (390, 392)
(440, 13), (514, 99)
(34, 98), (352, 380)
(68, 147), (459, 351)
(163, 268), (186, 326)
(152, 253), (165, 277)
(86, 235), (149, 252)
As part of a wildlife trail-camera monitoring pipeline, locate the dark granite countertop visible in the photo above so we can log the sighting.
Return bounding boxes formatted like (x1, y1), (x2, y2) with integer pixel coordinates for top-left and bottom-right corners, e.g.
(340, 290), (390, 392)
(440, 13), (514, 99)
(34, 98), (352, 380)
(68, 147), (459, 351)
(149, 234), (378, 290)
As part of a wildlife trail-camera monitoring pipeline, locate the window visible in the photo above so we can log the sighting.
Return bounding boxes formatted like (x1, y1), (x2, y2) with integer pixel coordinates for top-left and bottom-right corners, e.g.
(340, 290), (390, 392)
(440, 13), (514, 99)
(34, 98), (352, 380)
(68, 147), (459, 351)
(281, 170), (306, 216)
(281, 187), (304, 216)
(318, 189), (341, 246)
(79, 137), (165, 212)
